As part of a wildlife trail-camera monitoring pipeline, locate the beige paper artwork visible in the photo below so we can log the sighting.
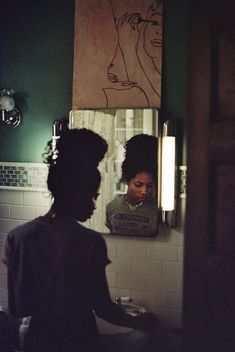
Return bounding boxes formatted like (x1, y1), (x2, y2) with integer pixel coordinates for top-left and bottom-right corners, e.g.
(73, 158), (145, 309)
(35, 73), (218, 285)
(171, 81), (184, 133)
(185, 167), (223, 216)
(73, 0), (163, 110)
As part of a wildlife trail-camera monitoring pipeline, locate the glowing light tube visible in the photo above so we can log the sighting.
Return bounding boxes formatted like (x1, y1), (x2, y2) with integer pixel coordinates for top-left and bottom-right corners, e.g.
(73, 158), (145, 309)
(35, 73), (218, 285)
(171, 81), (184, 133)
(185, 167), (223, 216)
(161, 122), (176, 211)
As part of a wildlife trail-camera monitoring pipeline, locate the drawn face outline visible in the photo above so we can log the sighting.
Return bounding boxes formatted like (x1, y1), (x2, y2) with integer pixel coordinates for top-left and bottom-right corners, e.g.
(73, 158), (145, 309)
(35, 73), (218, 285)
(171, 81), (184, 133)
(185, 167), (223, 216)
(143, 0), (163, 59)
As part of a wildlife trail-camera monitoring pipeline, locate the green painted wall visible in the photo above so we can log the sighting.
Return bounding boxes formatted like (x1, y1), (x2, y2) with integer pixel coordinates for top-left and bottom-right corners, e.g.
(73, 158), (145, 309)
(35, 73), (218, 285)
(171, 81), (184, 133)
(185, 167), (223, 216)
(162, 0), (188, 165)
(0, 0), (75, 162)
(0, 0), (187, 164)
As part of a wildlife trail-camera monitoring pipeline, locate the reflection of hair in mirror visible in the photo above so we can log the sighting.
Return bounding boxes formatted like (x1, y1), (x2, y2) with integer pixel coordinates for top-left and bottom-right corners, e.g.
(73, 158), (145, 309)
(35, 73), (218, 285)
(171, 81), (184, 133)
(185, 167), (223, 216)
(44, 128), (108, 221)
(122, 134), (158, 182)
(105, 133), (158, 237)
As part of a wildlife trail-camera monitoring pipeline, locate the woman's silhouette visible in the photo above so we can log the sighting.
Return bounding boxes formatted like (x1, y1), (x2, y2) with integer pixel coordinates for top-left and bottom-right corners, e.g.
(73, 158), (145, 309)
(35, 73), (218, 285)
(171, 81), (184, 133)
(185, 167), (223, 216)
(3, 128), (168, 351)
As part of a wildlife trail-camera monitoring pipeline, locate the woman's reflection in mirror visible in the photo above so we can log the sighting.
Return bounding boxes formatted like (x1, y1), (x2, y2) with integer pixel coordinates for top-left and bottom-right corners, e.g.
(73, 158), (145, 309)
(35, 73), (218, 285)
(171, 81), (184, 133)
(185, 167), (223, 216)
(106, 134), (158, 237)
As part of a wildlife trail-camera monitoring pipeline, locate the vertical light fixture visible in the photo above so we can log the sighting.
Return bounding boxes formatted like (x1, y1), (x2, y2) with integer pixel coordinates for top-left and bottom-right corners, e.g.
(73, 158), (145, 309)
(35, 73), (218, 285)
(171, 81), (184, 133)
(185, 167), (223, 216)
(161, 119), (176, 224)
(52, 118), (69, 160)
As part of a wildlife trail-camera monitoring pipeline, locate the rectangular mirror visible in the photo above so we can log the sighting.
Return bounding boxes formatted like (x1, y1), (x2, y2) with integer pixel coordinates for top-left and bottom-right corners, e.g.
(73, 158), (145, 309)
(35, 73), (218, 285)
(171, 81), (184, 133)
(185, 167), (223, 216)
(69, 109), (159, 236)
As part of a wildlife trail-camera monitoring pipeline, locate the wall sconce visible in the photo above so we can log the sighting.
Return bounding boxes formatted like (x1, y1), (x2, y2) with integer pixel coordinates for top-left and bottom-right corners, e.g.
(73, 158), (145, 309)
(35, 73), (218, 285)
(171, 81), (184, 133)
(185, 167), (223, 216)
(52, 118), (69, 160)
(0, 89), (21, 127)
(161, 119), (176, 226)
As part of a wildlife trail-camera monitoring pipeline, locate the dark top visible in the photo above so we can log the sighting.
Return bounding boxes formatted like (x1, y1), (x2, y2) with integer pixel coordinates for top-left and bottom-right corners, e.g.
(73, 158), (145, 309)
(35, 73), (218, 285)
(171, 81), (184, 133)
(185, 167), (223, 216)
(106, 195), (158, 237)
(3, 216), (136, 350)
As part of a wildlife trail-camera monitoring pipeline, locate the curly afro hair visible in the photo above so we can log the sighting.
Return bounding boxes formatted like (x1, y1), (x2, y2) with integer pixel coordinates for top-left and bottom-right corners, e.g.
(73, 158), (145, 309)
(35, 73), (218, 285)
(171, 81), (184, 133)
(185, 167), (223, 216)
(122, 134), (158, 182)
(44, 128), (108, 220)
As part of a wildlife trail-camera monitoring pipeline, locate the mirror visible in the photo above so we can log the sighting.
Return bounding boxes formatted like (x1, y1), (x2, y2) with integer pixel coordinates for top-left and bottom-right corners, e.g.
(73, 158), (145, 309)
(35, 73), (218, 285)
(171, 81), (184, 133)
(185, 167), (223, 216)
(69, 109), (159, 236)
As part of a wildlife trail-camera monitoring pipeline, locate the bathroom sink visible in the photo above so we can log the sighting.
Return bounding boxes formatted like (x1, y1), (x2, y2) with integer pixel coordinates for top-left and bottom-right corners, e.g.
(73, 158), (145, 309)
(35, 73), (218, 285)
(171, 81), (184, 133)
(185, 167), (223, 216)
(121, 303), (147, 317)
(95, 301), (147, 334)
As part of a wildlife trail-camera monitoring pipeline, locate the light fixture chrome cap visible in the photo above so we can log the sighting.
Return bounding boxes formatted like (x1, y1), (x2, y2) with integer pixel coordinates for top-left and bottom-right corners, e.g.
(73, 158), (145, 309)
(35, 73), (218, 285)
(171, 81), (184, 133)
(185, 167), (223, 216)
(163, 119), (175, 137)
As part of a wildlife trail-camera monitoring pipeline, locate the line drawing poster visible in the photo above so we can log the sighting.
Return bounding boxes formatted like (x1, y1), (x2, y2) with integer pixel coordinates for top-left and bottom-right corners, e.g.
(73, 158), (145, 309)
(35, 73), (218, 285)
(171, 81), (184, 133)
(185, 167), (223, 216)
(73, 0), (163, 109)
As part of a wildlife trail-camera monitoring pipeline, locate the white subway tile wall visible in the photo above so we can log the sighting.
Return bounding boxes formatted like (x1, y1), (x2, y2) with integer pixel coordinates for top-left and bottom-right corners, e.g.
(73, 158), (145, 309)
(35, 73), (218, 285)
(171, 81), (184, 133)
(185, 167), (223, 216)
(105, 230), (184, 328)
(0, 189), (52, 310)
(0, 188), (184, 329)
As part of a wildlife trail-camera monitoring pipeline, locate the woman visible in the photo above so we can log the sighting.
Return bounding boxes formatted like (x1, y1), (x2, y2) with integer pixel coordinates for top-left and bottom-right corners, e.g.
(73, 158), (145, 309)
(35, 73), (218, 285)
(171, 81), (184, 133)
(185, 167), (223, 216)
(3, 128), (161, 351)
(106, 134), (158, 237)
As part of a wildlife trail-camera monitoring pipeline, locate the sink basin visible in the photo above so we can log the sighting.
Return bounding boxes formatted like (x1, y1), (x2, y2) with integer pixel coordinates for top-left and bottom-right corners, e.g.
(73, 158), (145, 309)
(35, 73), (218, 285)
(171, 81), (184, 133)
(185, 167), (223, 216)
(96, 302), (147, 334)
(121, 303), (147, 317)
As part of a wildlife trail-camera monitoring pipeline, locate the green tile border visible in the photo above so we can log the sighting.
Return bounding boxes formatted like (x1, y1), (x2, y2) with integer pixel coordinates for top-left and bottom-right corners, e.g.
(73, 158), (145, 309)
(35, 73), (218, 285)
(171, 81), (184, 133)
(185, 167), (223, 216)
(0, 162), (48, 191)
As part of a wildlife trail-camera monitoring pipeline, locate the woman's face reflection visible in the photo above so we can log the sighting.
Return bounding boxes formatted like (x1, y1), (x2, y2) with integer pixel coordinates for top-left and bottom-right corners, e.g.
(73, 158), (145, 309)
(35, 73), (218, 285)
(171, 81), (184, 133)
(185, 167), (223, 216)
(126, 171), (154, 204)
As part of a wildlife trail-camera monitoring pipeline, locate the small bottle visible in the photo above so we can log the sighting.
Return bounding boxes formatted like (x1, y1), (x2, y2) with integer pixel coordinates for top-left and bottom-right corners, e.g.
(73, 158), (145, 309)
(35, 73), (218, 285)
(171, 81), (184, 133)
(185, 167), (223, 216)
(0, 305), (9, 338)
(19, 317), (30, 351)
(0, 305), (10, 352)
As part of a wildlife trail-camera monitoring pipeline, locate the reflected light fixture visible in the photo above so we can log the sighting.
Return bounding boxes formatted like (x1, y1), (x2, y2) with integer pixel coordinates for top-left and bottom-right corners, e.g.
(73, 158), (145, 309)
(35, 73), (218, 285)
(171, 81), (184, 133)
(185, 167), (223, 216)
(161, 119), (176, 224)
